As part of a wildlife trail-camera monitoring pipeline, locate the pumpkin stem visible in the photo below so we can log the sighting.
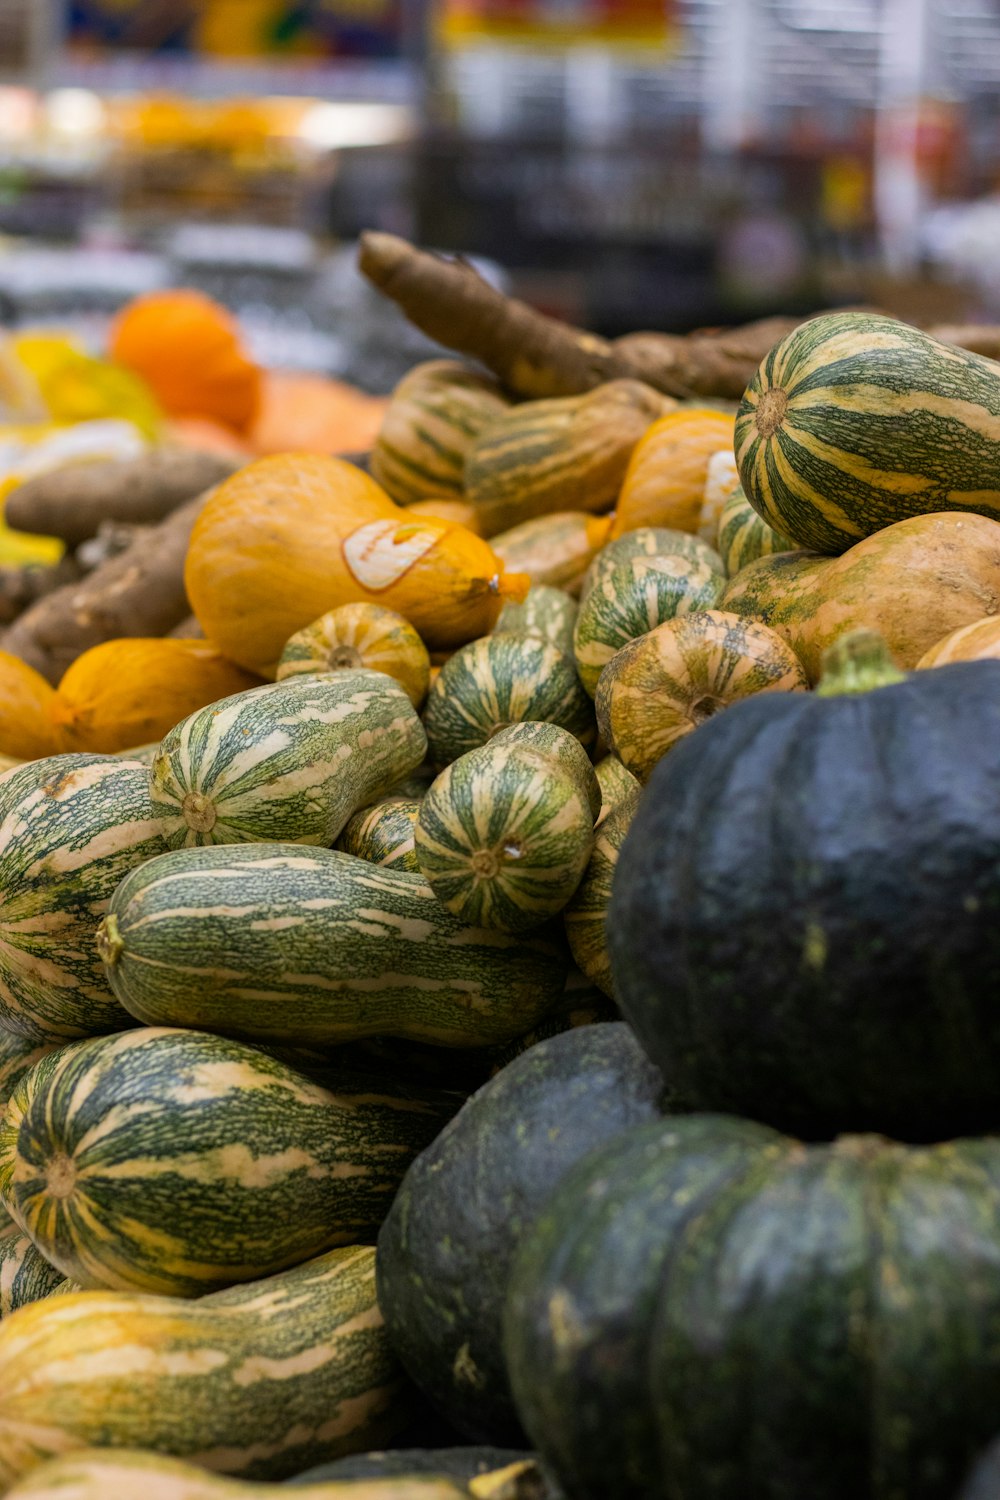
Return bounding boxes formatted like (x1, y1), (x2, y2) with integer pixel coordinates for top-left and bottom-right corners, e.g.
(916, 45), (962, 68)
(96, 915), (124, 968)
(816, 630), (906, 698)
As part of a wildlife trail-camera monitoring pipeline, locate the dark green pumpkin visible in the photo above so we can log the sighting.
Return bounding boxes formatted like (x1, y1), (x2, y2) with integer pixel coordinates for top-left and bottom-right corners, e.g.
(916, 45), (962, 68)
(504, 1114), (1000, 1500)
(609, 635), (1000, 1139)
(376, 1023), (665, 1444)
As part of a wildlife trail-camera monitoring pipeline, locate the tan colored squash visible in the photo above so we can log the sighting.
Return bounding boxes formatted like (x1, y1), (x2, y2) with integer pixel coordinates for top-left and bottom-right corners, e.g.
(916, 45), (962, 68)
(917, 614), (1000, 668)
(490, 512), (614, 597)
(405, 498), (484, 535)
(612, 407), (735, 537)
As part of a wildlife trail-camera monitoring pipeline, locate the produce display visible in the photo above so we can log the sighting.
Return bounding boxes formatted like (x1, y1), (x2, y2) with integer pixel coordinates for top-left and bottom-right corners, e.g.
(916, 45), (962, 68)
(3, 237), (1000, 1500)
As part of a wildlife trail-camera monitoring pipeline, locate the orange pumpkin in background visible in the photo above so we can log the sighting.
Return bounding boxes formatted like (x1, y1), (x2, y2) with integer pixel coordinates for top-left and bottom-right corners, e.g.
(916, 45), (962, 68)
(110, 290), (263, 434)
(0, 651), (62, 760)
(612, 407), (736, 537)
(248, 371), (389, 457)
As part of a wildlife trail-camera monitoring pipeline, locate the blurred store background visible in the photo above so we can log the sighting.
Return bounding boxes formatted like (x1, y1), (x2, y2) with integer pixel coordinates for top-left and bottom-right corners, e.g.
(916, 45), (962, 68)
(0, 0), (995, 389)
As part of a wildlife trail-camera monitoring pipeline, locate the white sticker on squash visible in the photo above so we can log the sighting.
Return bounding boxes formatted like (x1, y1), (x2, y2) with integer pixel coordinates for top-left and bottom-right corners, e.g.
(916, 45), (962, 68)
(342, 519), (439, 592)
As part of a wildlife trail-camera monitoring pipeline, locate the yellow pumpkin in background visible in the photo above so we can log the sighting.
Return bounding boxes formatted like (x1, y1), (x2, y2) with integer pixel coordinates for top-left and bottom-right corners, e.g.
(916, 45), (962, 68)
(185, 453), (529, 676)
(0, 650), (62, 760)
(612, 407), (735, 537)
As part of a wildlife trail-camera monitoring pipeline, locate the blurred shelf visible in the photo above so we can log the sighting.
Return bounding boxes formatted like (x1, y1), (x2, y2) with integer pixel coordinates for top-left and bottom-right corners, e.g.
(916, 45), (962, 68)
(47, 53), (419, 106)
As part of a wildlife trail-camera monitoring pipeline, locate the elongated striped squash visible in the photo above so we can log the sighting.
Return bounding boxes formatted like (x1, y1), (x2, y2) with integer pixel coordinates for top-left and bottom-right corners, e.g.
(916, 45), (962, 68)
(490, 512), (613, 597)
(424, 633), (594, 769)
(465, 382), (666, 535)
(579, 526), (724, 603)
(0, 1245), (411, 1490)
(594, 610), (809, 781)
(276, 605), (431, 709)
(564, 790), (639, 998)
(0, 756), (167, 1041)
(98, 846), (569, 1050)
(150, 672), (427, 851)
(371, 360), (510, 507)
(716, 483), (795, 576)
(1, 1209), (67, 1319)
(573, 554), (725, 697)
(594, 755), (640, 824)
(336, 799), (421, 872)
(415, 744), (594, 933)
(494, 586), (577, 657)
(735, 311), (1000, 555)
(4, 1451), (469, 1500)
(0, 1027), (455, 1297)
(490, 722), (601, 820)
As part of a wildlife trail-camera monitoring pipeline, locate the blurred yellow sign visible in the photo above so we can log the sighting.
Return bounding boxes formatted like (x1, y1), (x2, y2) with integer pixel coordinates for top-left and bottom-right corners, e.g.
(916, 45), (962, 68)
(437, 0), (677, 49)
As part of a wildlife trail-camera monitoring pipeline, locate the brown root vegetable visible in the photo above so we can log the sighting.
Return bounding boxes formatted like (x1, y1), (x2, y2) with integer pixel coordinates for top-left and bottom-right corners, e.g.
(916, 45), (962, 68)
(0, 556), (81, 627)
(4, 448), (240, 547)
(1, 491), (210, 683)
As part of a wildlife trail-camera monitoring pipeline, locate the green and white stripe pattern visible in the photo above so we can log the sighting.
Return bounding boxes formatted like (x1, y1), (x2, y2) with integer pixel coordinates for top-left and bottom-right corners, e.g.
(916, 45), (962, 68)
(716, 484), (795, 576)
(490, 722), (601, 820)
(579, 527), (723, 602)
(415, 743), (595, 933)
(564, 788), (640, 998)
(593, 756), (640, 824)
(495, 585), (578, 657)
(0, 1245), (408, 1490)
(276, 603), (431, 709)
(573, 554), (725, 696)
(0, 755), (167, 1040)
(0, 1031), (58, 1114)
(1, 1207), (67, 1320)
(371, 359), (509, 507)
(0, 1028), (454, 1297)
(336, 799), (421, 873)
(735, 310), (1000, 554)
(98, 846), (569, 1050)
(423, 632), (595, 769)
(150, 672), (427, 851)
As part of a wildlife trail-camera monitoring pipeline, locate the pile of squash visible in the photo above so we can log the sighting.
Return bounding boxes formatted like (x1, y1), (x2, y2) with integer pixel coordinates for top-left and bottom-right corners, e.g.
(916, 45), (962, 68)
(6, 307), (1000, 1500)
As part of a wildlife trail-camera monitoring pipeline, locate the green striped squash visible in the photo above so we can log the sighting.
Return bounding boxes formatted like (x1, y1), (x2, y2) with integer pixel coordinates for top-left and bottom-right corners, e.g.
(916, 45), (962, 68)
(0, 1032), (58, 1114)
(2, 1452), (469, 1500)
(490, 722), (601, 820)
(114, 744), (159, 767)
(0, 1028), (455, 1297)
(150, 672), (427, 851)
(465, 381), (666, 535)
(98, 846), (569, 1050)
(276, 604), (431, 709)
(0, 756), (167, 1041)
(336, 798), (421, 872)
(593, 755), (640, 824)
(371, 359), (509, 508)
(1, 1208), (67, 1319)
(564, 789), (639, 998)
(495, 585), (577, 657)
(579, 526), (724, 603)
(735, 310), (1000, 554)
(716, 483), (795, 576)
(490, 512), (614, 596)
(424, 633), (595, 769)
(0, 1245), (410, 1490)
(378, 764), (436, 803)
(415, 744), (594, 933)
(573, 554), (726, 696)
(594, 609), (809, 782)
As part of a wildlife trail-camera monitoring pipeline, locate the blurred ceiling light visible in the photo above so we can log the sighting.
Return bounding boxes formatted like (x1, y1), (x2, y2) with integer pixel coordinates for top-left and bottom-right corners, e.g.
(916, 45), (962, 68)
(45, 89), (107, 140)
(295, 102), (413, 150)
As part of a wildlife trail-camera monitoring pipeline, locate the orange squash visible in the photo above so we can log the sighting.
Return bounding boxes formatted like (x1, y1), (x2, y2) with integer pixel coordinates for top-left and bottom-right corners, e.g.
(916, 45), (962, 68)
(185, 453), (529, 676)
(109, 289), (262, 434)
(52, 638), (260, 754)
(248, 370), (388, 457)
(917, 615), (1000, 668)
(406, 498), (484, 535)
(612, 407), (735, 538)
(0, 651), (63, 760)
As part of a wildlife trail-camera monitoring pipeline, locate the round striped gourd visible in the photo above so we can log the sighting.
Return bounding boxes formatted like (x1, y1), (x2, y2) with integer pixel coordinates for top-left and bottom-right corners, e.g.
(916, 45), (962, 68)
(423, 633), (595, 769)
(0, 1028), (455, 1297)
(0, 1209), (67, 1319)
(465, 381), (666, 535)
(716, 483), (795, 576)
(735, 310), (1000, 555)
(917, 615), (1000, 668)
(150, 672), (427, 850)
(276, 604), (431, 709)
(593, 755), (640, 823)
(0, 1246), (409, 1490)
(490, 722), (601, 820)
(491, 511), (614, 596)
(0, 756), (167, 1041)
(415, 743), (594, 933)
(580, 526), (724, 603)
(595, 610), (809, 782)
(4, 1452), (470, 1500)
(573, 554), (725, 697)
(0, 1032), (57, 1115)
(371, 359), (509, 507)
(336, 799), (421, 872)
(611, 406), (735, 537)
(495, 585), (577, 657)
(564, 789), (639, 997)
(98, 845), (569, 1049)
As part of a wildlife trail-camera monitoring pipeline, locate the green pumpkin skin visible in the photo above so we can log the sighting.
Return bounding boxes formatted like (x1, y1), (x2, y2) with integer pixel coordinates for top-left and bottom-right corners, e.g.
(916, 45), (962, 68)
(495, 585), (578, 657)
(336, 799), (421, 873)
(505, 1115), (1000, 1500)
(579, 526), (724, 602)
(376, 1024), (664, 1444)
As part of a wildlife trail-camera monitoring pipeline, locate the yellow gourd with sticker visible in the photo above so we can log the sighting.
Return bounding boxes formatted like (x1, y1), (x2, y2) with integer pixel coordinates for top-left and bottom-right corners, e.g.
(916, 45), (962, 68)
(185, 454), (529, 677)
